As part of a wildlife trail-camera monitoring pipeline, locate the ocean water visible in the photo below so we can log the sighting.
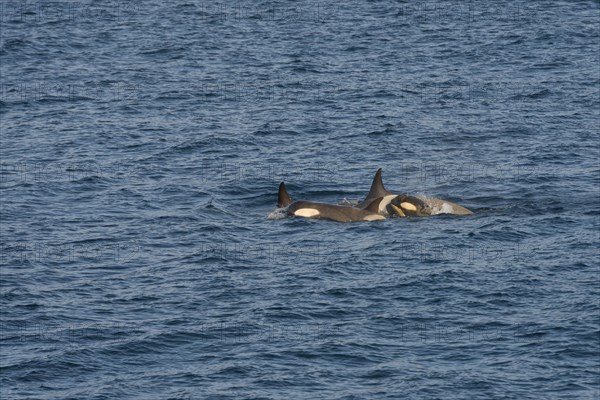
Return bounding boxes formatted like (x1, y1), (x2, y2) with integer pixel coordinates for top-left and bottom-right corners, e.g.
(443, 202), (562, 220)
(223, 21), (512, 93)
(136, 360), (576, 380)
(1, 1), (599, 399)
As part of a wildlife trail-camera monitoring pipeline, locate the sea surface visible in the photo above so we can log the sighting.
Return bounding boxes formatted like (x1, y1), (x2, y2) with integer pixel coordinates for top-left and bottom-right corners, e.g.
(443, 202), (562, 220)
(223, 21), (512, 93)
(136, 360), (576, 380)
(1, 1), (599, 399)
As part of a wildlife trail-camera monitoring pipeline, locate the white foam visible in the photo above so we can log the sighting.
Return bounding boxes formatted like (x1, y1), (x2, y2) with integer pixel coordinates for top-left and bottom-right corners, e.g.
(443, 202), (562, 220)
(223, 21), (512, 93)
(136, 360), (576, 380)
(416, 194), (454, 215)
(339, 198), (358, 206)
(267, 208), (288, 220)
(438, 202), (455, 214)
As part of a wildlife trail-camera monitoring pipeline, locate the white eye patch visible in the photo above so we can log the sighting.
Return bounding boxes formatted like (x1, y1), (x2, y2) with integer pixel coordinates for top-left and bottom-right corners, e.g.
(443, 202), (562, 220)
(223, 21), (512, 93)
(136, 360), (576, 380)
(400, 202), (417, 211)
(294, 208), (320, 217)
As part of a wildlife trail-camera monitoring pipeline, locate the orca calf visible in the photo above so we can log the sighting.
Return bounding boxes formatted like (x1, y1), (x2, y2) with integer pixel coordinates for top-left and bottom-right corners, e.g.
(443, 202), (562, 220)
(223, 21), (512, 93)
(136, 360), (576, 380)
(277, 182), (385, 222)
(360, 168), (473, 217)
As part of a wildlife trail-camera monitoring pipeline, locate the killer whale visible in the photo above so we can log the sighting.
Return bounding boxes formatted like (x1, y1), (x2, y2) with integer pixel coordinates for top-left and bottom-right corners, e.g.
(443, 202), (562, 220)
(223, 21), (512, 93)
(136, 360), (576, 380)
(360, 168), (473, 217)
(277, 182), (385, 222)
(357, 168), (398, 214)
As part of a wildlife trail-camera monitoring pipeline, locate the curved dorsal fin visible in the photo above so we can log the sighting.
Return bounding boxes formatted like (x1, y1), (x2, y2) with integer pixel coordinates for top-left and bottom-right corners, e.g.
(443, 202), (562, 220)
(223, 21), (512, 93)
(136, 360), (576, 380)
(363, 168), (391, 202)
(277, 182), (293, 207)
(363, 197), (383, 214)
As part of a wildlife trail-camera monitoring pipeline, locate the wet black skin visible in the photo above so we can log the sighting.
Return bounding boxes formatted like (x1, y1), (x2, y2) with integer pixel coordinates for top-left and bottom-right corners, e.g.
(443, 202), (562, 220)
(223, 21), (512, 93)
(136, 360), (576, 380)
(389, 194), (434, 217)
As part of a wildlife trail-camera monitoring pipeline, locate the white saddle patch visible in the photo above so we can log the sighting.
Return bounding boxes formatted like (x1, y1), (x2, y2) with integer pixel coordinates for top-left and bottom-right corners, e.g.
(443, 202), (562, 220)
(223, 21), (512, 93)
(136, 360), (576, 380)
(378, 195), (398, 213)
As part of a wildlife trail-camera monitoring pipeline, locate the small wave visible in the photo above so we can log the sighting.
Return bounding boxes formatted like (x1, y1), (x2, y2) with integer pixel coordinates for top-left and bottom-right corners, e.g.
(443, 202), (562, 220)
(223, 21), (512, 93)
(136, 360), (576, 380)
(416, 194), (459, 215)
(266, 208), (287, 220)
(435, 202), (456, 215)
(338, 198), (359, 206)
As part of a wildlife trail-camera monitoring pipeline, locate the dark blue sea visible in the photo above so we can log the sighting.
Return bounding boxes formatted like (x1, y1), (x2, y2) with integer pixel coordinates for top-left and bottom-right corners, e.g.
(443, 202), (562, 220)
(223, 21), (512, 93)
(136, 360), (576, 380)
(1, 1), (599, 399)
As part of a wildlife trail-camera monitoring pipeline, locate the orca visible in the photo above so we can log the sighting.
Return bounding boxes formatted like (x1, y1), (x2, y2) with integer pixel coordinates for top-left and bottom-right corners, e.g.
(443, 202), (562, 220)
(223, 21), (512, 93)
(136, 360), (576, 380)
(357, 168), (397, 212)
(359, 168), (473, 217)
(277, 182), (385, 222)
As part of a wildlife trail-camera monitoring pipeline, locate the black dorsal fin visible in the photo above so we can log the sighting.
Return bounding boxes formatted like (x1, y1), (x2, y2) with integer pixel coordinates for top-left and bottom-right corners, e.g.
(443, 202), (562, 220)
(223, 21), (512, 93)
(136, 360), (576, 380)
(364, 197), (383, 214)
(364, 168), (390, 201)
(277, 182), (293, 207)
